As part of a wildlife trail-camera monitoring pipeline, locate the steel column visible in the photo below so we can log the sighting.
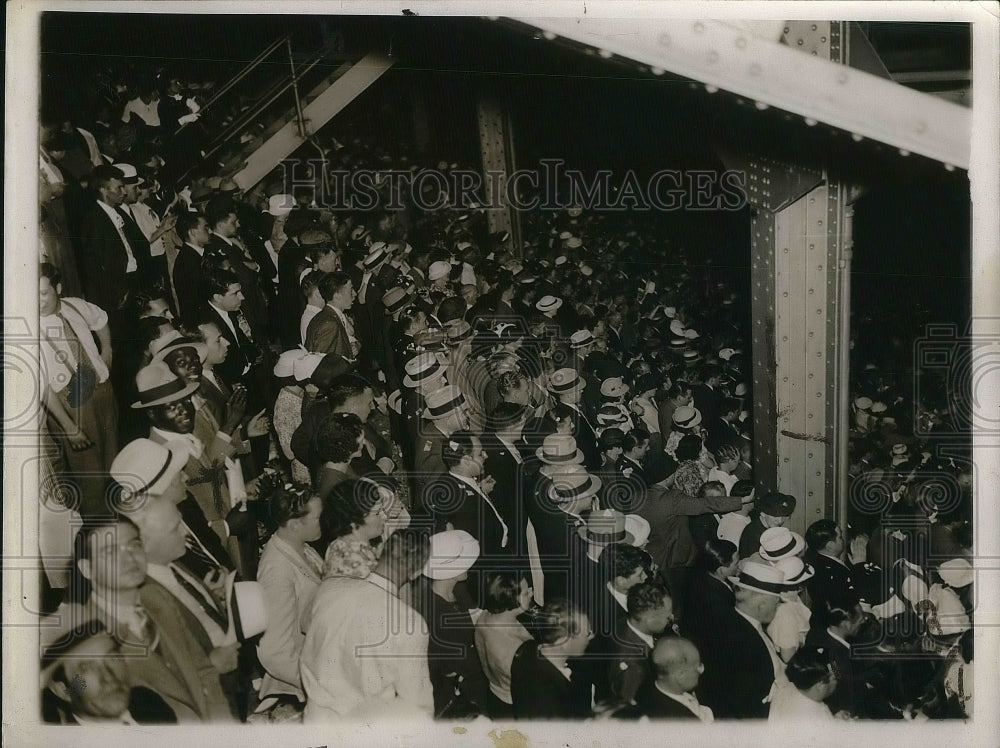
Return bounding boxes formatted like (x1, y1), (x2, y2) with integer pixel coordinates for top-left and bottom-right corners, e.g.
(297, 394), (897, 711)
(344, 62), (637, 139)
(476, 97), (514, 244)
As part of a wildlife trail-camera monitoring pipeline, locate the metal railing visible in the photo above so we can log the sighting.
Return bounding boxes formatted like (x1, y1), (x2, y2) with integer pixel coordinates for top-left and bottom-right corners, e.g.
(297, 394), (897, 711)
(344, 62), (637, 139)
(175, 34), (343, 185)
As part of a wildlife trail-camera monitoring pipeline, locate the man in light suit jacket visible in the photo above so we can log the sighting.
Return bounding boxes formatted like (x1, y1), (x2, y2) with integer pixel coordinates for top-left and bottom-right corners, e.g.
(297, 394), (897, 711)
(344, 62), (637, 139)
(133, 361), (255, 579)
(42, 518), (234, 723)
(305, 270), (356, 361)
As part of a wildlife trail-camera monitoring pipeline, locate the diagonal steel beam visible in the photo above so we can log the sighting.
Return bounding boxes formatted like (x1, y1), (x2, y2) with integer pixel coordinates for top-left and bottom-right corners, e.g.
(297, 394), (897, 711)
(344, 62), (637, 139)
(233, 50), (395, 191)
(511, 17), (971, 169)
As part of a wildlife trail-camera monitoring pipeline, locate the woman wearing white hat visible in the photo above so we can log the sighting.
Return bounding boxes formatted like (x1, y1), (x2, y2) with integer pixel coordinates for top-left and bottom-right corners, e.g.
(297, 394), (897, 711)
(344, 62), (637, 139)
(411, 530), (489, 718)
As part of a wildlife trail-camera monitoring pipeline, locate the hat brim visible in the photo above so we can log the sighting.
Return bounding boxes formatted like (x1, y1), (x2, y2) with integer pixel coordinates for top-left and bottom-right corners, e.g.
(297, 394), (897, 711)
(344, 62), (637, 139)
(548, 380), (586, 395)
(153, 340), (208, 365)
(404, 368), (445, 390)
(673, 414), (703, 429)
(760, 536), (806, 562)
(728, 577), (785, 597)
(577, 524), (631, 545)
(131, 378), (200, 409)
(229, 578), (268, 640)
(536, 448), (585, 465)
(547, 475), (603, 502)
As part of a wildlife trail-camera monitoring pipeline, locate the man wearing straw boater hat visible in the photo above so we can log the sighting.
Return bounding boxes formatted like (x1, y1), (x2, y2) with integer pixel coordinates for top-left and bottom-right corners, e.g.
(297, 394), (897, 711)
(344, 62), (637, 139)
(412, 384), (472, 512)
(133, 361), (258, 579)
(693, 561), (791, 720)
(547, 367), (600, 470)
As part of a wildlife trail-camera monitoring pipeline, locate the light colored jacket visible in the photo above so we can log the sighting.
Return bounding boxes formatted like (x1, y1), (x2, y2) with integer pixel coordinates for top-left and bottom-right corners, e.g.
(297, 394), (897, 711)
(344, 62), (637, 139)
(256, 535), (324, 700)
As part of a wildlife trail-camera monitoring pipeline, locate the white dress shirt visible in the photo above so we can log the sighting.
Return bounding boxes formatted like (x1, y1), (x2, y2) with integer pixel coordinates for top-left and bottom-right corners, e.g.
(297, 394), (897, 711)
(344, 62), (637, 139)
(96, 200), (137, 272)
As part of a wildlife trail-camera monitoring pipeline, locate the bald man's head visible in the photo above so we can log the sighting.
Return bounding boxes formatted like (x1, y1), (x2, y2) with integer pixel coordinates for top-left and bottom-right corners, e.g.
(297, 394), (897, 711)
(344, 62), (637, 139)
(652, 637), (703, 694)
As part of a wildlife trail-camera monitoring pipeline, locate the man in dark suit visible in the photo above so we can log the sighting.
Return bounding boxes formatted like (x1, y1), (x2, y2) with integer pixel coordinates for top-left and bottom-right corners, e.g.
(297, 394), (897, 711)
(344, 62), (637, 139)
(172, 211), (212, 323)
(615, 637), (713, 721)
(691, 364), (725, 428)
(428, 432), (514, 602)
(694, 562), (785, 720)
(705, 397), (744, 453)
(304, 271), (356, 361)
(601, 581), (675, 706)
(205, 195), (270, 341)
(739, 492), (797, 560)
(79, 164), (153, 324)
(482, 403), (531, 561)
(199, 267), (269, 411)
(547, 368), (601, 470)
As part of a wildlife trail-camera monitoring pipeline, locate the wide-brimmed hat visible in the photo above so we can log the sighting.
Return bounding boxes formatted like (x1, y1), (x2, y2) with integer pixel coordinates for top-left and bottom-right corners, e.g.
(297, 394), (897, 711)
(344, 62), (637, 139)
(570, 330), (595, 350)
(729, 561), (788, 597)
(113, 162), (144, 186)
(132, 362), (199, 409)
(600, 377), (629, 399)
(226, 574), (268, 640)
(536, 434), (585, 465)
(423, 530), (480, 580)
(382, 286), (412, 315)
(293, 352), (332, 383)
(274, 348), (307, 378)
(413, 328), (449, 353)
(625, 514), (651, 548)
(577, 509), (628, 545)
(597, 405), (629, 429)
(404, 353), (447, 389)
(362, 242), (389, 270)
(547, 465), (602, 504)
(758, 492), (797, 518)
(854, 396), (873, 411)
(759, 527), (806, 562)
(265, 194), (295, 217)
(422, 384), (466, 420)
(428, 260), (452, 281)
(536, 295), (563, 315)
(548, 367), (585, 395)
(110, 438), (188, 503)
(938, 558), (974, 588)
(150, 330), (206, 364)
(445, 319), (474, 344)
(671, 405), (702, 429)
(773, 557), (814, 586)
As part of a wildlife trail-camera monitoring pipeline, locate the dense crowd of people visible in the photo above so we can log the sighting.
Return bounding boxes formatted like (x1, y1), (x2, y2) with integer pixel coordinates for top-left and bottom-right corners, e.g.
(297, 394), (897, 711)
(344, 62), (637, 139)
(35, 62), (974, 727)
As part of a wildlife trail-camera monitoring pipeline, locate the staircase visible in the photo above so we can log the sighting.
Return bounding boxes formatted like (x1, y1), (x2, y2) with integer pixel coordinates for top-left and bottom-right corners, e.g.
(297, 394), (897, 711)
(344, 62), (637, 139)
(176, 37), (394, 190)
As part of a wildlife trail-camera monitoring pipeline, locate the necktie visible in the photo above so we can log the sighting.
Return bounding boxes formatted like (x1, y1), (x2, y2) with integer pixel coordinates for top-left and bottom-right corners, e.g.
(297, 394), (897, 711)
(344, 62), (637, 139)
(131, 602), (153, 645)
(358, 271), (372, 304)
(183, 528), (223, 579)
(109, 207), (137, 271)
(170, 563), (229, 631)
(234, 310), (254, 342)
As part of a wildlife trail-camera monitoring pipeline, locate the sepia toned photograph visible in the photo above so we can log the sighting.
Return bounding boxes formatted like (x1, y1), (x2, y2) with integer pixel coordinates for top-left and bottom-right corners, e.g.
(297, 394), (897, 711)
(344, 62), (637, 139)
(4, 2), (998, 746)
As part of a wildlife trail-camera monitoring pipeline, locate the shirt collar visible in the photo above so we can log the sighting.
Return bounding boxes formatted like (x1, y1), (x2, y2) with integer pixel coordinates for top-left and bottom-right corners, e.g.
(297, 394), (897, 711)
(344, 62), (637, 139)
(626, 619), (655, 648)
(606, 581), (628, 611)
(827, 628), (852, 649)
(451, 471), (485, 496)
